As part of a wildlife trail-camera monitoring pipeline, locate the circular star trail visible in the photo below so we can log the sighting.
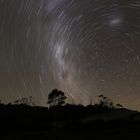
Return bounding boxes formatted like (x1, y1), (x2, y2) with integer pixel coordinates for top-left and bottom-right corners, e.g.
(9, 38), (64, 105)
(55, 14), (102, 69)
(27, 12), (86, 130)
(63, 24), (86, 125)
(0, 0), (140, 110)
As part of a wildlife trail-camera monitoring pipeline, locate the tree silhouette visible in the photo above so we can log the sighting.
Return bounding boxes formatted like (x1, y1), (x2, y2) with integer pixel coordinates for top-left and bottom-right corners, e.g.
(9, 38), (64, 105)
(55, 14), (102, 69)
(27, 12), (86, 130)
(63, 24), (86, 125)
(116, 104), (123, 108)
(47, 89), (67, 107)
(13, 96), (35, 106)
(97, 95), (115, 108)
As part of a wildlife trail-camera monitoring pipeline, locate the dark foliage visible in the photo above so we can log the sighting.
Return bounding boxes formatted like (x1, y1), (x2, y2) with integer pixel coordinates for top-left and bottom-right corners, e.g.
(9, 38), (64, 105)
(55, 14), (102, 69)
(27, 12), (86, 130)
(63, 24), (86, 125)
(47, 89), (66, 107)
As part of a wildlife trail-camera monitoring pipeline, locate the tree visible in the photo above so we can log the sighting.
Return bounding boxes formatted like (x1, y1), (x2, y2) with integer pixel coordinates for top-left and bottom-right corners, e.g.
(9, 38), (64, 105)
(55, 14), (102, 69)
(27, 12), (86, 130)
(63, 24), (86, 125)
(13, 96), (35, 106)
(116, 104), (123, 108)
(47, 89), (66, 107)
(97, 95), (115, 108)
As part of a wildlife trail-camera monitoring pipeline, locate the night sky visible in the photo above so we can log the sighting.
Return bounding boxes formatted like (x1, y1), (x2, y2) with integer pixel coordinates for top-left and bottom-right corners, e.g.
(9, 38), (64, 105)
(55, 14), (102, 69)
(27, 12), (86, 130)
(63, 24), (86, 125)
(0, 0), (140, 110)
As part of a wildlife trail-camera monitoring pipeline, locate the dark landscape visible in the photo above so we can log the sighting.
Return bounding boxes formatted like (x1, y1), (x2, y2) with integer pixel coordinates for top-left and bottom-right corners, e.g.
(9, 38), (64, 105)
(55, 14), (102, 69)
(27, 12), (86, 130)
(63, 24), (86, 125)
(0, 89), (140, 140)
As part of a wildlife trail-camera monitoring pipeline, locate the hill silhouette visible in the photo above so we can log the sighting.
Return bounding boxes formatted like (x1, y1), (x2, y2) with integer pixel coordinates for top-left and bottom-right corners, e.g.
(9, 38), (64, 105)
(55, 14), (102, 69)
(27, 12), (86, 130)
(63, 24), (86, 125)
(0, 89), (140, 140)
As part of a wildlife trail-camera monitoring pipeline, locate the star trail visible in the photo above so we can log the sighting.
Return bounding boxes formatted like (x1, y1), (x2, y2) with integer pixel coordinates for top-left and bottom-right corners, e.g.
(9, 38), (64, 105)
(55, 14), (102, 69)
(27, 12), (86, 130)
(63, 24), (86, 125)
(0, 0), (140, 110)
